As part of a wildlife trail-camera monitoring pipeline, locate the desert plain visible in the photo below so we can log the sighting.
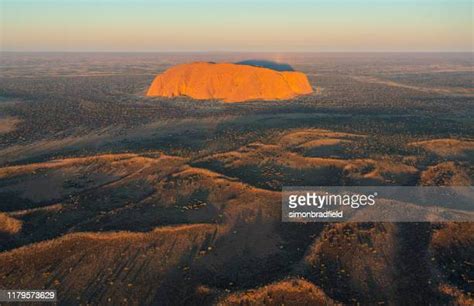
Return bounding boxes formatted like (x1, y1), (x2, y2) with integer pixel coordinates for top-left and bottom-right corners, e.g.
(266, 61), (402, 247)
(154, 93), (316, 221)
(0, 52), (473, 305)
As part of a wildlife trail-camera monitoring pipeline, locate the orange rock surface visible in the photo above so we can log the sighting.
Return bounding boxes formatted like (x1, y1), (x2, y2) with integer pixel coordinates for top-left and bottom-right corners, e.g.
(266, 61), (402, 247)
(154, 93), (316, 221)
(146, 62), (313, 102)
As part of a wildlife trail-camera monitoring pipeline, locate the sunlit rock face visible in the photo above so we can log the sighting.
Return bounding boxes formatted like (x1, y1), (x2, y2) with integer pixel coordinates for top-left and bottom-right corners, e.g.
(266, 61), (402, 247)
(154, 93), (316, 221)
(146, 62), (313, 102)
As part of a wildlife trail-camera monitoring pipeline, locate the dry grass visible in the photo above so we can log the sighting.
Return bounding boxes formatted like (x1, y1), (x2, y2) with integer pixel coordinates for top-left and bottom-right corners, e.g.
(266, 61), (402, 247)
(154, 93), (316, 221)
(431, 223), (474, 304)
(431, 223), (474, 250)
(0, 116), (21, 134)
(420, 162), (472, 186)
(198, 129), (419, 187)
(0, 152), (186, 204)
(0, 128), (471, 305)
(0, 224), (218, 304)
(409, 139), (474, 160)
(438, 283), (474, 306)
(278, 129), (364, 148)
(302, 223), (398, 304)
(296, 138), (352, 149)
(0, 153), (172, 178)
(217, 278), (336, 305)
(0, 151), (288, 304)
(0, 213), (22, 234)
(343, 158), (418, 185)
(209, 141), (347, 169)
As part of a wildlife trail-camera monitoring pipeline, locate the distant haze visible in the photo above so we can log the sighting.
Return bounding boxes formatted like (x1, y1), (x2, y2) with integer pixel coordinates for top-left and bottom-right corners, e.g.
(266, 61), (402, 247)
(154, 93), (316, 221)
(1, 0), (472, 52)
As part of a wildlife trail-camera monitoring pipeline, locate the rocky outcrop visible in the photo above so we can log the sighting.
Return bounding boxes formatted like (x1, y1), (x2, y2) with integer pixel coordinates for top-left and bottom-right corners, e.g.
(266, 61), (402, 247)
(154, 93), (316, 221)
(146, 62), (313, 102)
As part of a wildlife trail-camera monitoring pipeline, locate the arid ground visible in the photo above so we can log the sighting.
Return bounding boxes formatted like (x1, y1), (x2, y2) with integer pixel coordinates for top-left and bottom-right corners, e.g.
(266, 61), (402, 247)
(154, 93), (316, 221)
(0, 52), (473, 305)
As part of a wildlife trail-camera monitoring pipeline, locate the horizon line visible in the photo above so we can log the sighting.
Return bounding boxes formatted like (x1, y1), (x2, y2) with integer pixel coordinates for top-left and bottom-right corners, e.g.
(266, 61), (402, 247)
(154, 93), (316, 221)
(1, 50), (473, 54)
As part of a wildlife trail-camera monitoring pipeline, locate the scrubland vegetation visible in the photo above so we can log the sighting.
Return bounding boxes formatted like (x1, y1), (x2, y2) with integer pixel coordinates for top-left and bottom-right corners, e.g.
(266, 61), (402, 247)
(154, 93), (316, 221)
(0, 52), (472, 305)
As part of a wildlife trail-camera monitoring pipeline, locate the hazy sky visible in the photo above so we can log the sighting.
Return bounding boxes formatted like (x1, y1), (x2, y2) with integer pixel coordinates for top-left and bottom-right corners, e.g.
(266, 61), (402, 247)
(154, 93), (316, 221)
(1, 0), (472, 52)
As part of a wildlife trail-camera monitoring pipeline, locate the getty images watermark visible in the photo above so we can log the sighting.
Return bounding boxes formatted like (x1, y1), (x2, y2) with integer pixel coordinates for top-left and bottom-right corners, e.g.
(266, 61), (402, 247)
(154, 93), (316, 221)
(282, 186), (474, 222)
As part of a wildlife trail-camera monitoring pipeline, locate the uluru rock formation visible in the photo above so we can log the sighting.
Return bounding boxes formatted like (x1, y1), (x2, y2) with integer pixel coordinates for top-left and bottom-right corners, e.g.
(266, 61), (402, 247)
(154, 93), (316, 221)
(146, 62), (313, 102)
